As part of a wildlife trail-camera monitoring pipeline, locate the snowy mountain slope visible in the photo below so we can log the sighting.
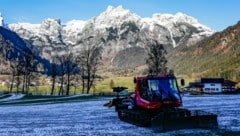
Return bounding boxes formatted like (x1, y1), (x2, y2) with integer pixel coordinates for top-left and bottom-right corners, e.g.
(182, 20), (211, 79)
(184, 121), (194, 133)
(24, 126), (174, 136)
(94, 5), (141, 29)
(0, 13), (3, 27)
(6, 6), (214, 70)
(9, 19), (68, 60)
(63, 20), (86, 44)
(142, 12), (213, 47)
(0, 26), (52, 74)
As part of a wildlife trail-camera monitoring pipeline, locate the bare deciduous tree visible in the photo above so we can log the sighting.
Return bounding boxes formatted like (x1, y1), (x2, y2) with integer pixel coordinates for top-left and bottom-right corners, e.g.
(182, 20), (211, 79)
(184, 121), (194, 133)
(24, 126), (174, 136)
(76, 22), (105, 94)
(76, 40), (103, 94)
(17, 44), (39, 95)
(55, 48), (78, 95)
(50, 61), (58, 95)
(63, 49), (78, 95)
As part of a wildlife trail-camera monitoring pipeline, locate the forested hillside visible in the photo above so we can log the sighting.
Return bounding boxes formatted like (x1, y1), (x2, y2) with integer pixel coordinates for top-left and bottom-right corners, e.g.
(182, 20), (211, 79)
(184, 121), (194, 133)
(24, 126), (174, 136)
(168, 21), (240, 81)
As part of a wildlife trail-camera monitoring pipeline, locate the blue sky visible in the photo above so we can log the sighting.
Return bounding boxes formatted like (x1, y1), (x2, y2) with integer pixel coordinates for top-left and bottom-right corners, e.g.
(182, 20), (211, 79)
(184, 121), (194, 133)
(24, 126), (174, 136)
(0, 0), (239, 31)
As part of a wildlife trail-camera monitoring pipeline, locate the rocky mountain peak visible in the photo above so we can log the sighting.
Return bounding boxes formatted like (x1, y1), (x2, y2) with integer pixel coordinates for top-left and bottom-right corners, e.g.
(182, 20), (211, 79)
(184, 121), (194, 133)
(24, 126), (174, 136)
(40, 18), (61, 29)
(105, 5), (128, 13)
(174, 12), (197, 24)
(0, 13), (4, 27)
(95, 5), (141, 28)
(150, 12), (213, 32)
(40, 18), (62, 33)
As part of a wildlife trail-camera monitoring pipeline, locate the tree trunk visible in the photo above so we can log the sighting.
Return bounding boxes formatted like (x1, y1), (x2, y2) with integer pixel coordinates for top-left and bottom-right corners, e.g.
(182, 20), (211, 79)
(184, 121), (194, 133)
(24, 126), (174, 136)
(26, 74), (31, 95)
(16, 72), (20, 94)
(59, 75), (64, 96)
(81, 69), (85, 94)
(82, 78), (85, 94)
(87, 73), (91, 94)
(66, 73), (70, 95)
(89, 75), (95, 94)
(10, 74), (15, 93)
(22, 73), (26, 94)
(51, 76), (56, 95)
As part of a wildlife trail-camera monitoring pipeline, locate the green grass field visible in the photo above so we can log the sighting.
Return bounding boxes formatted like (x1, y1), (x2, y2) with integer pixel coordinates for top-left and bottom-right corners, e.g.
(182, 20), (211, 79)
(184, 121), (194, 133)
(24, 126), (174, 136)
(0, 73), (196, 95)
(95, 76), (135, 93)
(0, 76), (136, 95)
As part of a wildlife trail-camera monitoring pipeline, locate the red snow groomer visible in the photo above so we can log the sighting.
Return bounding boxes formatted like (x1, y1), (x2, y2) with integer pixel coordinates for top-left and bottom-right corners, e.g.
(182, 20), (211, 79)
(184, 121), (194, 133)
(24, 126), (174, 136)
(105, 75), (218, 132)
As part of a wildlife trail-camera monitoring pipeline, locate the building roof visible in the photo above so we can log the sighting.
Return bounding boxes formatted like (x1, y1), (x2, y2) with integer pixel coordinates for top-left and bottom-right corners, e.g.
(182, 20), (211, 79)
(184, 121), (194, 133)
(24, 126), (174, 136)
(224, 80), (237, 86)
(201, 78), (224, 83)
(189, 82), (203, 88)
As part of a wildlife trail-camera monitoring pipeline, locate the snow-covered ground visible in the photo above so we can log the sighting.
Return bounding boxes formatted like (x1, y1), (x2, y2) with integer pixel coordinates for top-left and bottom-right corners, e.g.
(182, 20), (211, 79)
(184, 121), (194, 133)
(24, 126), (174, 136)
(182, 94), (240, 132)
(0, 95), (239, 136)
(0, 94), (25, 102)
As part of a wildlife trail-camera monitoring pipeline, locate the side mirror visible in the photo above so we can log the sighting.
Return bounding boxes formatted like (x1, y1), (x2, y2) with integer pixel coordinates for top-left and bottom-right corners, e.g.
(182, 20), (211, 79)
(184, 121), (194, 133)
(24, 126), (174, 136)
(134, 77), (137, 83)
(180, 79), (185, 86)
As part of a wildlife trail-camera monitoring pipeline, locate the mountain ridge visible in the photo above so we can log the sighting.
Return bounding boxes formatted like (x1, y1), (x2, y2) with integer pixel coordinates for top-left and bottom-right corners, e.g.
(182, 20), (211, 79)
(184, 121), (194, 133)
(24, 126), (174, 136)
(2, 6), (214, 71)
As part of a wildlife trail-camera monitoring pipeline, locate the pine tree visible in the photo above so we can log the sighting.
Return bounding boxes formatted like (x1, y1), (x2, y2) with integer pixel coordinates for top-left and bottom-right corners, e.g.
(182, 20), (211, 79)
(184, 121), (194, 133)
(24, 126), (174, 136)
(146, 40), (168, 75)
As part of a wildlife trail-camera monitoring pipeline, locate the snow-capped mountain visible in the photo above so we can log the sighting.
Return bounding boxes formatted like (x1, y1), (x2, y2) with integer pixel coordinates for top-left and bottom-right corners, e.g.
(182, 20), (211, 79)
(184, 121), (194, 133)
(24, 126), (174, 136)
(0, 26), (52, 75)
(9, 19), (66, 59)
(0, 13), (4, 26)
(7, 6), (214, 70)
(142, 12), (213, 47)
(94, 5), (141, 29)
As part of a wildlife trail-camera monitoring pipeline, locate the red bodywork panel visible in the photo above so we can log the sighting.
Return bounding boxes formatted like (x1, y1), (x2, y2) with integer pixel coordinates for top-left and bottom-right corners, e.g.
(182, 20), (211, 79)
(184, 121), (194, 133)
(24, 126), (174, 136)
(133, 75), (182, 110)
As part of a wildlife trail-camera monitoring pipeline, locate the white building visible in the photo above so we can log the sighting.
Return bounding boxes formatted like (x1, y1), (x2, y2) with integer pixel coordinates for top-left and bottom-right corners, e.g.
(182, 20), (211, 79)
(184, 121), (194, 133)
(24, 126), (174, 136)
(203, 83), (222, 93)
(201, 78), (237, 94)
(201, 78), (224, 93)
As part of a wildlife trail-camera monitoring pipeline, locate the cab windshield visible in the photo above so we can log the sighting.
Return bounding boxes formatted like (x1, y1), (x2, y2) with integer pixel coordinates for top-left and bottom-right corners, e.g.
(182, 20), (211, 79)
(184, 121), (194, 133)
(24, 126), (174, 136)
(139, 78), (181, 102)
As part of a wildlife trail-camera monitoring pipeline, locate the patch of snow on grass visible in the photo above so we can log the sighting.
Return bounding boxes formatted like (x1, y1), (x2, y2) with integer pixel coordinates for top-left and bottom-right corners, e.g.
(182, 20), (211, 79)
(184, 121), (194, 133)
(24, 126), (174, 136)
(0, 93), (25, 102)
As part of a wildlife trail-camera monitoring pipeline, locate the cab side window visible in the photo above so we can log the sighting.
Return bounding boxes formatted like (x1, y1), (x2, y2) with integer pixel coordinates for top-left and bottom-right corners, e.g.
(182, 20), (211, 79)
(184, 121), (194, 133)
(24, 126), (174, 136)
(139, 80), (148, 99)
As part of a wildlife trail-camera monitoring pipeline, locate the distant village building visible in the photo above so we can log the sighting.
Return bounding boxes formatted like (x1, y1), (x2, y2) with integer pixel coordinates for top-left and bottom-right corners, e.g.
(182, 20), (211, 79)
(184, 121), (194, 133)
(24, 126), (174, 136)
(222, 80), (237, 93)
(188, 78), (237, 94)
(188, 82), (203, 94)
(201, 78), (224, 93)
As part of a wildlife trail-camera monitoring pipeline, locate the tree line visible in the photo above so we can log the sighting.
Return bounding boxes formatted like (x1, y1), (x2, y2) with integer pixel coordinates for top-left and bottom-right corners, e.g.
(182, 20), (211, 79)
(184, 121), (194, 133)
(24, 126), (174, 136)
(0, 23), (104, 95)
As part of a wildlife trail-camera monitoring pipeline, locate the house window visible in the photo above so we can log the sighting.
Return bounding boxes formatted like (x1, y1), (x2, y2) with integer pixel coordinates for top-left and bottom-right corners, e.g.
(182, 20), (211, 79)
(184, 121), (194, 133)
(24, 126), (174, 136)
(210, 84), (215, 86)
